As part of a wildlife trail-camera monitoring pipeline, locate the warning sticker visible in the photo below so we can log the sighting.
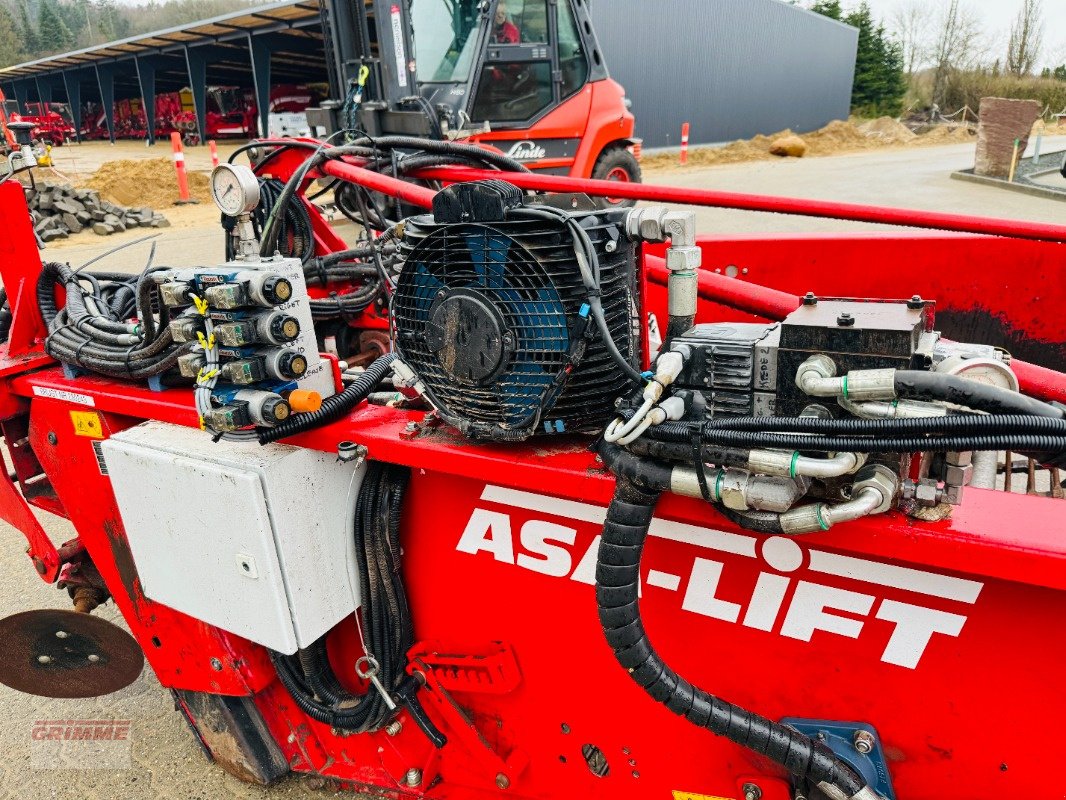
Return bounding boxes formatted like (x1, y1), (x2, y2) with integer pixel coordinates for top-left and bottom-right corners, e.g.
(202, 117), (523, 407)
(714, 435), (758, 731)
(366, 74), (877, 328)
(70, 411), (104, 439)
(33, 386), (95, 407)
(673, 792), (735, 800)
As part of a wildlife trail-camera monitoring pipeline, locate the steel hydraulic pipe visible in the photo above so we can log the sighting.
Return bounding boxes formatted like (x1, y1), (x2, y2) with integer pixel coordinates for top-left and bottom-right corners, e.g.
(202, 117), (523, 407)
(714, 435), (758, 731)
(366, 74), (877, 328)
(645, 258), (1066, 405)
(645, 256), (799, 319)
(322, 160), (436, 209)
(413, 166), (1066, 243)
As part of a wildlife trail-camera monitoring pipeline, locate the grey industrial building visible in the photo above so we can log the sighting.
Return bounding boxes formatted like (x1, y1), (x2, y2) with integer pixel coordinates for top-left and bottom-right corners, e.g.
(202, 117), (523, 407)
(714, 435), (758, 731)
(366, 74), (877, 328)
(590, 0), (858, 148)
(0, 0), (857, 149)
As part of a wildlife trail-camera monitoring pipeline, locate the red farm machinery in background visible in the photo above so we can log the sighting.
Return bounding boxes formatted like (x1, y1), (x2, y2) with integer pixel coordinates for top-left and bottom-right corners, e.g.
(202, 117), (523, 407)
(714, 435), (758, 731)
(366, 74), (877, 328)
(78, 84), (327, 144)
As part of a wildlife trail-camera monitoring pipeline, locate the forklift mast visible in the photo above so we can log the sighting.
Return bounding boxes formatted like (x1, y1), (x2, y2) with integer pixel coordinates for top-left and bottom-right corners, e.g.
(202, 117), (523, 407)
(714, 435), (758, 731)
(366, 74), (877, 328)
(319, 0), (415, 110)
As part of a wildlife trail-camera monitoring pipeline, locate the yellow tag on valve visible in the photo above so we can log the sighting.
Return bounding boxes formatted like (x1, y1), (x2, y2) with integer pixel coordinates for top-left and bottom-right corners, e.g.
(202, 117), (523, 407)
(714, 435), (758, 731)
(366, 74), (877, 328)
(70, 410), (103, 439)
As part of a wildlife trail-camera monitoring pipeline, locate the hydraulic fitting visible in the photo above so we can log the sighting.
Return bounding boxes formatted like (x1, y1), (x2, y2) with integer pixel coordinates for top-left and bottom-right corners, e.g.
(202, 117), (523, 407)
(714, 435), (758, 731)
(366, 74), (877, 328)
(625, 207), (700, 328)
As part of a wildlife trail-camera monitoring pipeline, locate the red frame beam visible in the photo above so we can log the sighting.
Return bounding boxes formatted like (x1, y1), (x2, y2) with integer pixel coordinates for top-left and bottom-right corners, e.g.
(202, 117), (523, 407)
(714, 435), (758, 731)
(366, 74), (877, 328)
(321, 160), (436, 209)
(414, 166), (1066, 243)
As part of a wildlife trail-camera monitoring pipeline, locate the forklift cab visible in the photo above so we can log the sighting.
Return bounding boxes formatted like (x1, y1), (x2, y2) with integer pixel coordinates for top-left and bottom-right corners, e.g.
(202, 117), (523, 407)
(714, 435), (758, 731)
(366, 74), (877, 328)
(411, 0), (607, 131)
(313, 0), (636, 186)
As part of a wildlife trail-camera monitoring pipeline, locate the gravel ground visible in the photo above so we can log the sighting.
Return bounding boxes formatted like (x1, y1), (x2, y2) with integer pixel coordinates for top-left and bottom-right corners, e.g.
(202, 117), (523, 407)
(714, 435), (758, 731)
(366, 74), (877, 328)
(0, 136), (1063, 798)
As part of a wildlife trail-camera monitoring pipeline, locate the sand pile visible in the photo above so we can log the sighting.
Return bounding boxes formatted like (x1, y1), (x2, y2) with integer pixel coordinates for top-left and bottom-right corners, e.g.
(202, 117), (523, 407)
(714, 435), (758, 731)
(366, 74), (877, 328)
(641, 117), (987, 173)
(85, 158), (212, 207)
(858, 116), (918, 143)
(920, 125), (975, 143)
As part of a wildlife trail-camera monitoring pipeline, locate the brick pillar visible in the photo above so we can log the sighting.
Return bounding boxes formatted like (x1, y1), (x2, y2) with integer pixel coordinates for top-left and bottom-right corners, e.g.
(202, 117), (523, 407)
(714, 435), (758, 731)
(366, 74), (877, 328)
(974, 97), (1042, 178)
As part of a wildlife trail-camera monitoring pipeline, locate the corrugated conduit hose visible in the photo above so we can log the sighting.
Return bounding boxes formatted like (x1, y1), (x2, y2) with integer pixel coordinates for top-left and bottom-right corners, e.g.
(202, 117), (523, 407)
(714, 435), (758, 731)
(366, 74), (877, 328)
(595, 443), (872, 800)
(257, 353), (396, 445)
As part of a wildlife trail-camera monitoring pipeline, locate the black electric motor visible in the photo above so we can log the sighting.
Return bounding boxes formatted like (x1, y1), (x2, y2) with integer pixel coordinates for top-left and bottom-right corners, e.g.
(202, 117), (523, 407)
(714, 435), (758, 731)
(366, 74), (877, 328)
(392, 181), (640, 440)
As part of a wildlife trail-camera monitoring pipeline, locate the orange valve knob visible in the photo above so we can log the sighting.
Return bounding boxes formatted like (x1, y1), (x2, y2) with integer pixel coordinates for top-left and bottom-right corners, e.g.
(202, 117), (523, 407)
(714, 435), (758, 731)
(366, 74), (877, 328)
(288, 389), (322, 414)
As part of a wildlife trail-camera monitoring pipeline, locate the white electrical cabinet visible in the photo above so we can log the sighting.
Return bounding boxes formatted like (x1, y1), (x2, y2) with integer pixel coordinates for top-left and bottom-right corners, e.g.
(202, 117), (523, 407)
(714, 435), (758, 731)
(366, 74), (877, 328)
(102, 421), (362, 654)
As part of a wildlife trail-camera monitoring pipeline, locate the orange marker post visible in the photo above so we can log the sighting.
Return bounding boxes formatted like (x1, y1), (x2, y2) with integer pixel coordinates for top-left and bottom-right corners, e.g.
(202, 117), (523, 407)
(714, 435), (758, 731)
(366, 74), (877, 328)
(632, 138), (643, 162)
(170, 131), (195, 205)
(209, 139), (219, 168)
(680, 123), (690, 166)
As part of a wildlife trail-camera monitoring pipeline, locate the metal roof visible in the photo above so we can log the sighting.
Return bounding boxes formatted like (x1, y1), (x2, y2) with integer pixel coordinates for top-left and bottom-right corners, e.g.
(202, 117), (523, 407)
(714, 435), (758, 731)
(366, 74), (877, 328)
(0, 0), (322, 81)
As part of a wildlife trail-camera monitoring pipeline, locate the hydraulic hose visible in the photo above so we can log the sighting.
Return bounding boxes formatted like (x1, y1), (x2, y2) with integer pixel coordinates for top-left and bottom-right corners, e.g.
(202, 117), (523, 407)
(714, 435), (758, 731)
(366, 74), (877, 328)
(893, 371), (1065, 419)
(692, 414), (1066, 436)
(665, 429), (1066, 455)
(595, 464), (869, 799)
(257, 353), (396, 444)
(269, 463), (422, 734)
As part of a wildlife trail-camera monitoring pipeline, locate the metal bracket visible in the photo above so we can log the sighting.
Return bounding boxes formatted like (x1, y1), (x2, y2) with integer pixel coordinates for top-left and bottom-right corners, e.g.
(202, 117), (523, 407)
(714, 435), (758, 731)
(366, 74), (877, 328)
(781, 718), (896, 800)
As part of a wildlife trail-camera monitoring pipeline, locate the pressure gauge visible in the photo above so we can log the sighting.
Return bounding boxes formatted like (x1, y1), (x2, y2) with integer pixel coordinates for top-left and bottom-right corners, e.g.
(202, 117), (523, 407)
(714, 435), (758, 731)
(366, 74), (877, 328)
(211, 164), (260, 217)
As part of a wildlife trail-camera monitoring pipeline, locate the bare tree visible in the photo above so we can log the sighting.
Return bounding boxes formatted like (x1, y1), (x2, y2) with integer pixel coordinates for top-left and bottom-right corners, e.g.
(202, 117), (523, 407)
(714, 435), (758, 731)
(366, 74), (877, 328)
(890, 0), (933, 75)
(930, 0), (985, 108)
(1007, 0), (1044, 76)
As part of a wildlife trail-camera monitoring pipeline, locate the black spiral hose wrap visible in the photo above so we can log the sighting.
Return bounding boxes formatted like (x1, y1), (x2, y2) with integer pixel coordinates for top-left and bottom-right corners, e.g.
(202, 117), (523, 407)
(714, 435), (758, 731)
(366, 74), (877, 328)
(595, 452), (866, 798)
(257, 353), (396, 444)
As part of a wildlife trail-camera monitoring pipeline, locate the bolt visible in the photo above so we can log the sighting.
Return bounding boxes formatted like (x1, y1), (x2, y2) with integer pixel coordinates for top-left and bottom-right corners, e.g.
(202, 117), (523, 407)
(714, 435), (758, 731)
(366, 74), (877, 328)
(495, 773), (510, 789)
(55, 631), (68, 639)
(405, 768), (422, 787)
(47, 432), (57, 445)
(837, 312), (855, 327)
(210, 657), (223, 671)
(404, 422), (418, 433)
(853, 729), (875, 755)
(802, 292), (818, 306)
(88, 654), (100, 663)
(605, 240), (618, 253)
(385, 720), (403, 736)
(907, 294), (924, 309)
(37, 655), (52, 664)
(742, 783), (762, 800)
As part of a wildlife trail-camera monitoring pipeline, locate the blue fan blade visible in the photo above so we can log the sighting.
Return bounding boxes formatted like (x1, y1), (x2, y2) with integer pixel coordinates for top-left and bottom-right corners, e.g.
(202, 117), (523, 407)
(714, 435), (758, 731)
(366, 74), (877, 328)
(465, 231), (510, 289)
(411, 262), (444, 316)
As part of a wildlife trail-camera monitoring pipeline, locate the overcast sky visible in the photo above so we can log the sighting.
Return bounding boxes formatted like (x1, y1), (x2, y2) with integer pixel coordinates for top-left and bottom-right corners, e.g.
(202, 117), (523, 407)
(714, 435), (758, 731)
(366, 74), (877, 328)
(858, 0), (1066, 68)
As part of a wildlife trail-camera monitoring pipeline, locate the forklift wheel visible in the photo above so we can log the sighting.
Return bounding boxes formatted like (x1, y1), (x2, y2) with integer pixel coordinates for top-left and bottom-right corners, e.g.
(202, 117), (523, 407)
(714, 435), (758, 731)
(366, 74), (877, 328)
(591, 146), (642, 208)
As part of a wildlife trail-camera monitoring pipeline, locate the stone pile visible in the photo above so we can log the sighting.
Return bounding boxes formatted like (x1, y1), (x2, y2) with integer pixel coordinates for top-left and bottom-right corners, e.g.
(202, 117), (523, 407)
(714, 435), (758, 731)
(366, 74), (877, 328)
(26, 181), (170, 242)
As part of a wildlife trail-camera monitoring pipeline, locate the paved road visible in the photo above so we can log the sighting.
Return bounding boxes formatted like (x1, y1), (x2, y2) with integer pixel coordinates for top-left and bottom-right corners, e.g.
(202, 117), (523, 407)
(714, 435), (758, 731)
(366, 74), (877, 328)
(1, 137), (1063, 799)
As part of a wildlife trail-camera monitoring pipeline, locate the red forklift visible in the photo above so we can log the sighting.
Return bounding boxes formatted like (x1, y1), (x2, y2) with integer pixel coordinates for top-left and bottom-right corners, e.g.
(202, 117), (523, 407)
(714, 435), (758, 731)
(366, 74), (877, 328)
(311, 0), (640, 201)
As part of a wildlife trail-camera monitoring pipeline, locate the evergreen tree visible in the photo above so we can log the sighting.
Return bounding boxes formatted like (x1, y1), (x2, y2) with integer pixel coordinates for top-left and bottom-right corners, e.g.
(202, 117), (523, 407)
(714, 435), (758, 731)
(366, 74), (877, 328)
(37, 0), (75, 52)
(14, 0), (38, 54)
(810, 0), (843, 20)
(95, 0), (129, 41)
(0, 3), (27, 67)
(813, 1), (906, 117)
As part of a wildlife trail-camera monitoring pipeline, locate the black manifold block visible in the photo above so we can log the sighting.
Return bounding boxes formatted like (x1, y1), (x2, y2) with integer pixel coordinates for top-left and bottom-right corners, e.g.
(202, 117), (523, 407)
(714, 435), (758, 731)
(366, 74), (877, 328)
(432, 180), (525, 224)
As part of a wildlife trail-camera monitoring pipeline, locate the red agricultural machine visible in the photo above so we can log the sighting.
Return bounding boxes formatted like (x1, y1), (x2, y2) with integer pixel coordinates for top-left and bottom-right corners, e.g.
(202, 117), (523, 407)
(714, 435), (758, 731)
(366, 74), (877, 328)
(79, 84), (325, 144)
(0, 129), (1064, 800)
